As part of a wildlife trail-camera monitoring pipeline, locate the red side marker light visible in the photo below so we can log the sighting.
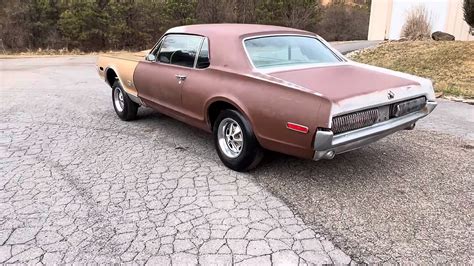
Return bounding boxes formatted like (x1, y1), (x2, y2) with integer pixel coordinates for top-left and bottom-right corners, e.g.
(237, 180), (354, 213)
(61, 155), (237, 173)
(286, 122), (309, 134)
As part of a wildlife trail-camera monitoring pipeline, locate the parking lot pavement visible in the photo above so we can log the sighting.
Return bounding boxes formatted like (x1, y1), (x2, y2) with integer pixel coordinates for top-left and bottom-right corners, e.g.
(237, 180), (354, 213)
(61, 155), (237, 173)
(416, 98), (474, 141)
(1, 56), (473, 264)
(0, 57), (349, 264)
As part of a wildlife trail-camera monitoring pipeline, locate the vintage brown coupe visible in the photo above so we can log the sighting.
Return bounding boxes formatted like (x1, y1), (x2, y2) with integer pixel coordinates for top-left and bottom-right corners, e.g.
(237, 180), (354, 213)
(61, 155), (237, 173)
(96, 24), (437, 171)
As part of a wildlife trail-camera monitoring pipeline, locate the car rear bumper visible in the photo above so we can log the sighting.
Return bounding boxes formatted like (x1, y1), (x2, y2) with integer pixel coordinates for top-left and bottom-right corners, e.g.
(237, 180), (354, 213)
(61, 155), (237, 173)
(313, 101), (437, 160)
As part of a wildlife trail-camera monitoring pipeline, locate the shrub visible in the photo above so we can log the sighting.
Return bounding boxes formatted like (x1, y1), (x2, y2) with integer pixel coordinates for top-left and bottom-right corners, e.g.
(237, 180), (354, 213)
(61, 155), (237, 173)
(316, 3), (370, 41)
(401, 5), (432, 40)
(464, 0), (474, 34)
(464, 0), (474, 27)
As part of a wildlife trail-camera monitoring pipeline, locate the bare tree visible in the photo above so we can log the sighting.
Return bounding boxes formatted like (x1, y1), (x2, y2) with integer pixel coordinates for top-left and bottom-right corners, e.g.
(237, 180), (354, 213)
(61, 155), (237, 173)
(233, 0), (259, 23)
(285, 0), (320, 29)
(316, 2), (370, 41)
(196, 0), (238, 23)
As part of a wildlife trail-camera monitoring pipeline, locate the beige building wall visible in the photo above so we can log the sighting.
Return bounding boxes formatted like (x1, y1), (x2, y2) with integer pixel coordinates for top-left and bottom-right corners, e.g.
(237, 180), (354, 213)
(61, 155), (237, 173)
(368, 0), (473, 41)
(367, 0), (393, 40)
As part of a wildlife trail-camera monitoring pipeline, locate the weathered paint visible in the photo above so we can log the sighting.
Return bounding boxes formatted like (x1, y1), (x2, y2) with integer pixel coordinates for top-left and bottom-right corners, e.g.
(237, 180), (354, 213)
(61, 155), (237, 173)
(97, 24), (437, 160)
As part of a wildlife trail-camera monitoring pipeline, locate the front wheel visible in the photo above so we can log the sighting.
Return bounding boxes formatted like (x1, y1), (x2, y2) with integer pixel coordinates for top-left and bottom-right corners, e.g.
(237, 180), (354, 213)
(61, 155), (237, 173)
(112, 80), (138, 121)
(213, 110), (264, 171)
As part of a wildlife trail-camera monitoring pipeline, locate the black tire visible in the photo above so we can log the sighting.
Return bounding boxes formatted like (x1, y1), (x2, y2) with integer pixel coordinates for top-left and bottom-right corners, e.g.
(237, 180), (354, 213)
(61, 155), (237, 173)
(213, 109), (264, 171)
(112, 80), (139, 121)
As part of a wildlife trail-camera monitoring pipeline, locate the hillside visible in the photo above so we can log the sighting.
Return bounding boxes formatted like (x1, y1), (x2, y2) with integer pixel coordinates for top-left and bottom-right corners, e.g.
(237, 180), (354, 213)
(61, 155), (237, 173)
(349, 41), (474, 99)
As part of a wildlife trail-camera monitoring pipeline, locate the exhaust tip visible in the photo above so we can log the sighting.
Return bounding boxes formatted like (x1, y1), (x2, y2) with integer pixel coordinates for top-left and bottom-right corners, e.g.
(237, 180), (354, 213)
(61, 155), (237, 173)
(325, 150), (335, 159)
(405, 123), (416, 130)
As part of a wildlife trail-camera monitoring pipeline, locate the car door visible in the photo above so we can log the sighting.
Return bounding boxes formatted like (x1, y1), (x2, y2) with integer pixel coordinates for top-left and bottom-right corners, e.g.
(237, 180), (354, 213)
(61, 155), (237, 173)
(134, 34), (204, 113)
(180, 38), (212, 121)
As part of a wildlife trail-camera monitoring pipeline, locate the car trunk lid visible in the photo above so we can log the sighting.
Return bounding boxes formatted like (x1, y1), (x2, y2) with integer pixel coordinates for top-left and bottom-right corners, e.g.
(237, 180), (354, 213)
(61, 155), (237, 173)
(266, 63), (420, 103)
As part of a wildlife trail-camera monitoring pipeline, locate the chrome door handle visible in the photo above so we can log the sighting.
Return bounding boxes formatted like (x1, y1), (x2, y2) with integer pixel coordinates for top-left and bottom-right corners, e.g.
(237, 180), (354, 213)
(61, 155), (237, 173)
(175, 74), (187, 81)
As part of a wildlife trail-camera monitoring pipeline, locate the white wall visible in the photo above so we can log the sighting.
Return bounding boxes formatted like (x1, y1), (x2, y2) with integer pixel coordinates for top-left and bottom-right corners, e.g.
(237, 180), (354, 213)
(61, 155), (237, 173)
(388, 0), (449, 39)
(367, 0), (393, 40)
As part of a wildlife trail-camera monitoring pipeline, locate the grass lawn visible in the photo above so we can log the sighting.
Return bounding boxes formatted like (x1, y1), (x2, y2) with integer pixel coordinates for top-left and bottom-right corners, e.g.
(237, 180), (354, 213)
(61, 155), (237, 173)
(349, 41), (474, 99)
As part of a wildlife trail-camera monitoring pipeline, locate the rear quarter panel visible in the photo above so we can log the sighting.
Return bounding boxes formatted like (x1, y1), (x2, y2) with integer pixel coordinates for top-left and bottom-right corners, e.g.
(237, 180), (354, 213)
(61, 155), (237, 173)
(182, 67), (331, 159)
(96, 54), (142, 96)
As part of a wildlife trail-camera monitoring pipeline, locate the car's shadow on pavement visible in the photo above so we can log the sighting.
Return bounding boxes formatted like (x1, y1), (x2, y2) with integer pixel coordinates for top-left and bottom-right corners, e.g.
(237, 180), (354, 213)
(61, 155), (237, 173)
(135, 108), (473, 264)
(136, 107), (414, 178)
(136, 108), (385, 175)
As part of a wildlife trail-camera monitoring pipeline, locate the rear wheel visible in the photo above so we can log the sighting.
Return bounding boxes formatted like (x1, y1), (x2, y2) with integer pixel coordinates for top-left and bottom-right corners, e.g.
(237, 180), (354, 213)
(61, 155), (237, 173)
(112, 80), (138, 121)
(213, 110), (263, 171)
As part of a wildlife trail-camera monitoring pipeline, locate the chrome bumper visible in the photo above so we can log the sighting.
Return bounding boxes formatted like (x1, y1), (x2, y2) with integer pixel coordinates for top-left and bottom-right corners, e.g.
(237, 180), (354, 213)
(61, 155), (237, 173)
(313, 101), (437, 160)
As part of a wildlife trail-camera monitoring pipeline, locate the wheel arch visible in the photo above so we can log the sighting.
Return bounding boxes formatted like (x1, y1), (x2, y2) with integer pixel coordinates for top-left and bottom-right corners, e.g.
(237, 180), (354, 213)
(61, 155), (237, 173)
(105, 67), (120, 87)
(205, 97), (253, 131)
(105, 66), (141, 98)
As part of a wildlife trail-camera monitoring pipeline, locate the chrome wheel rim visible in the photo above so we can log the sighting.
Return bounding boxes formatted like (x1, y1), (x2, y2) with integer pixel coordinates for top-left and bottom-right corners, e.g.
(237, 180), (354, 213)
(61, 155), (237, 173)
(113, 87), (124, 112)
(217, 118), (243, 158)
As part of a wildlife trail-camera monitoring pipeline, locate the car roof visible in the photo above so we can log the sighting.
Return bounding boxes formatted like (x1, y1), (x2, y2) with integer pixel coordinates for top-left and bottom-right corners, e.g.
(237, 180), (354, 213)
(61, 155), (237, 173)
(166, 24), (314, 39)
(164, 24), (317, 72)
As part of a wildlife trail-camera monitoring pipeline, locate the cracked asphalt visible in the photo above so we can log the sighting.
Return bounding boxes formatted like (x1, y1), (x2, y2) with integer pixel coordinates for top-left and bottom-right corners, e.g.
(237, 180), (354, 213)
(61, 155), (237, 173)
(1, 56), (473, 264)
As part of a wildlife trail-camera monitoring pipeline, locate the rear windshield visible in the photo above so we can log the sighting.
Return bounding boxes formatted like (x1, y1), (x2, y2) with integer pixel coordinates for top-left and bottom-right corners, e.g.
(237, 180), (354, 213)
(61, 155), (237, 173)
(244, 36), (341, 69)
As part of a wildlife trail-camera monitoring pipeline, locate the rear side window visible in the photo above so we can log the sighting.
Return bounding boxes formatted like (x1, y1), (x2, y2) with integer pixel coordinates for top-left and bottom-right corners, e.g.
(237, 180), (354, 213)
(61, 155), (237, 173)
(196, 38), (210, 69)
(157, 35), (203, 68)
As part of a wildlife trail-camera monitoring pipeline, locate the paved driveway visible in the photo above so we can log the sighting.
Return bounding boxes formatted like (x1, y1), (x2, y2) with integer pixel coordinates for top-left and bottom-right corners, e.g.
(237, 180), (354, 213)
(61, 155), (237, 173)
(0, 57), (348, 264)
(330, 41), (381, 54)
(0, 57), (473, 264)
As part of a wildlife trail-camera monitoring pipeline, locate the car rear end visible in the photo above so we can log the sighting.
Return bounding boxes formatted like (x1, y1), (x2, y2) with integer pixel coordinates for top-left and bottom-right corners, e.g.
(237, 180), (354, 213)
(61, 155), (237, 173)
(241, 33), (438, 162)
(313, 74), (437, 160)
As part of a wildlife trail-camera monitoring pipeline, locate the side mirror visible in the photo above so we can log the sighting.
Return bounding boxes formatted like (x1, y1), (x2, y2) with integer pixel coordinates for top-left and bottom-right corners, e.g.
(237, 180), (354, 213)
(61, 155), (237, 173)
(146, 54), (156, 62)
